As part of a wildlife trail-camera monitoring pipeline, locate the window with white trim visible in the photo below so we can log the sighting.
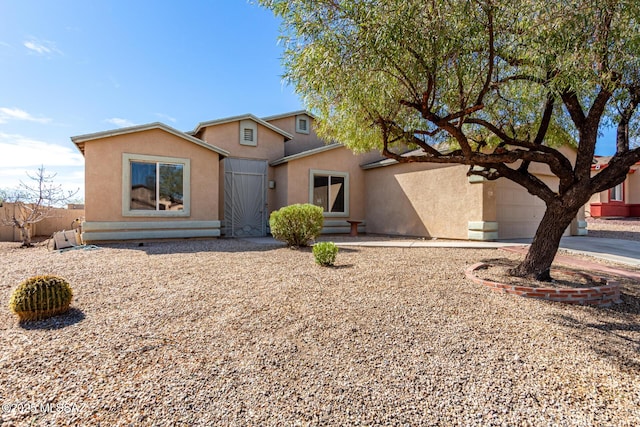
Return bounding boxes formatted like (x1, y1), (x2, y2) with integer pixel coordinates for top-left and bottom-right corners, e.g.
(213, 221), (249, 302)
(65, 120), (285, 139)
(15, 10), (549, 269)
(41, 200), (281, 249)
(610, 183), (623, 202)
(123, 153), (190, 217)
(296, 115), (310, 134)
(309, 169), (349, 216)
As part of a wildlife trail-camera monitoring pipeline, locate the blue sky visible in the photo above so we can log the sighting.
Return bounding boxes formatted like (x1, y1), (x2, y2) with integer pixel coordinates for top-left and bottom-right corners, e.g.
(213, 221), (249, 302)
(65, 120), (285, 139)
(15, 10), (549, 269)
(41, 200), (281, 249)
(0, 1), (619, 201)
(0, 1), (302, 199)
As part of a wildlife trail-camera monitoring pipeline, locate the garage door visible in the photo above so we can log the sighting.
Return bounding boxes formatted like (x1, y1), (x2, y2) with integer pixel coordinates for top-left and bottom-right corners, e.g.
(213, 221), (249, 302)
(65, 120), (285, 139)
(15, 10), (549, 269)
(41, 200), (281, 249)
(496, 178), (570, 239)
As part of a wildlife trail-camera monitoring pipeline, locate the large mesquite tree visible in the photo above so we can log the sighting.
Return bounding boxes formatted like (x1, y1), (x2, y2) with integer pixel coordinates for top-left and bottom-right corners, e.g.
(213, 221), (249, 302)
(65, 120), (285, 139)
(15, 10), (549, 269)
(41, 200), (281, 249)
(261, 0), (640, 280)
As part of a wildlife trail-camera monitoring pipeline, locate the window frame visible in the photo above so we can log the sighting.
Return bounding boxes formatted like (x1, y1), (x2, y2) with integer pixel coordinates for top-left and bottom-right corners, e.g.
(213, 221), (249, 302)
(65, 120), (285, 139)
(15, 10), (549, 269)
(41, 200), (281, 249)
(239, 119), (258, 146)
(296, 114), (310, 135)
(122, 153), (191, 217)
(609, 182), (624, 202)
(309, 169), (349, 217)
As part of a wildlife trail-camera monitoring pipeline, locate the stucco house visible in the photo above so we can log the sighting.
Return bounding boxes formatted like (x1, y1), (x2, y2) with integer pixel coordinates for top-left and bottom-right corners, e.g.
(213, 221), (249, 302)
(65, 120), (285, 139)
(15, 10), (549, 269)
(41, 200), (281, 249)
(71, 111), (587, 243)
(588, 157), (640, 217)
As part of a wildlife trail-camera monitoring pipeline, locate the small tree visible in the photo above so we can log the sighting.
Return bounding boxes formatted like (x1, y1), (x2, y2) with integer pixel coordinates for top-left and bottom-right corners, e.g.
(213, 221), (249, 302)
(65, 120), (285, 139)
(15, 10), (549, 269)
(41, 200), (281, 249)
(1, 166), (79, 247)
(269, 203), (324, 247)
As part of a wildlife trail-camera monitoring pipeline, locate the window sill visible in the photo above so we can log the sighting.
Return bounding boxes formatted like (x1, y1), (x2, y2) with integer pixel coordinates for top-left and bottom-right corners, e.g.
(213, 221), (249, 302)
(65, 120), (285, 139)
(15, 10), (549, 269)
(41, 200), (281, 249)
(322, 212), (349, 218)
(123, 210), (190, 218)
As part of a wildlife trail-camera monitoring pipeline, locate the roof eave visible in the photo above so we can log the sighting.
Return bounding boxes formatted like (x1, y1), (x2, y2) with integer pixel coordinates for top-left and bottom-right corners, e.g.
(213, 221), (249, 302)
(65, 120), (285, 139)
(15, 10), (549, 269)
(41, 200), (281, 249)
(70, 122), (230, 158)
(270, 143), (342, 166)
(192, 113), (294, 140)
(261, 110), (317, 122)
(360, 158), (399, 170)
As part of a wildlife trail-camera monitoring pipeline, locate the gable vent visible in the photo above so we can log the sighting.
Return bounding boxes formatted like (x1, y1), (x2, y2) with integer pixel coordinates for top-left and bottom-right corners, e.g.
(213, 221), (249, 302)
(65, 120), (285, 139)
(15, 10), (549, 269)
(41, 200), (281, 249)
(299, 118), (307, 131)
(244, 128), (254, 142)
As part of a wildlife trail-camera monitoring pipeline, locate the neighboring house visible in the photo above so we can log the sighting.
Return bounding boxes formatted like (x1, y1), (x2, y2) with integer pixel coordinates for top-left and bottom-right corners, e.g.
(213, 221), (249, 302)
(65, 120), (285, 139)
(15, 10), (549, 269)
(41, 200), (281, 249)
(71, 111), (587, 242)
(588, 157), (640, 217)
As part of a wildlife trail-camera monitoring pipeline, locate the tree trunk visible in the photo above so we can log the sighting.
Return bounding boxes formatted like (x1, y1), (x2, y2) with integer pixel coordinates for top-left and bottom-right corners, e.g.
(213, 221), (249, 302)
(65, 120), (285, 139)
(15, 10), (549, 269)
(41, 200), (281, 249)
(19, 225), (32, 247)
(509, 203), (579, 281)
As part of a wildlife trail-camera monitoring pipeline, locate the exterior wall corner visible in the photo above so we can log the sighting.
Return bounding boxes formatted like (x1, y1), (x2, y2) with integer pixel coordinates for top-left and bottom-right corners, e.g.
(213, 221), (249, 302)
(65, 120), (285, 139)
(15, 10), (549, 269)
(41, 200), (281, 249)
(468, 221), (499, 241)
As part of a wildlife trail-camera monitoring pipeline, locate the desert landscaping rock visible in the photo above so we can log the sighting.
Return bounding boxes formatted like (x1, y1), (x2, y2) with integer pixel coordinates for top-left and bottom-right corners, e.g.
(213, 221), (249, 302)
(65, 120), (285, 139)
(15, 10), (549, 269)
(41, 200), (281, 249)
(586, 217), (640, 242)
(1, 237), (639, 426)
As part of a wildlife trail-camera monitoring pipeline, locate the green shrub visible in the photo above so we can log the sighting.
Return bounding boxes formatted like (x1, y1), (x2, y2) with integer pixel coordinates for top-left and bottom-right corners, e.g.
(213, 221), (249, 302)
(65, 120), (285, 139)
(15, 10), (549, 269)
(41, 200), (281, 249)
(313, 241), (339, 266)
(269, 203), (324, 247)
(9, 275), (73, 321)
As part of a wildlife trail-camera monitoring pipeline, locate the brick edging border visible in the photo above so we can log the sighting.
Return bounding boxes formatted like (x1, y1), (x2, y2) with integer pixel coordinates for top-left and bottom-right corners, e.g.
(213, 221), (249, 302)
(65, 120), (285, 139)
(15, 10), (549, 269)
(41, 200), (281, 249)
(465, 263), (622, 307)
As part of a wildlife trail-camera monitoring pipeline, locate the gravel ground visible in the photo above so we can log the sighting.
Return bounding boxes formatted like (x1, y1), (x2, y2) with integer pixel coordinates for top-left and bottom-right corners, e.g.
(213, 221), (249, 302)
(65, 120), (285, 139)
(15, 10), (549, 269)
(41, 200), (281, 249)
(1, 238), (639, 426)
(586, 217), (640, 241)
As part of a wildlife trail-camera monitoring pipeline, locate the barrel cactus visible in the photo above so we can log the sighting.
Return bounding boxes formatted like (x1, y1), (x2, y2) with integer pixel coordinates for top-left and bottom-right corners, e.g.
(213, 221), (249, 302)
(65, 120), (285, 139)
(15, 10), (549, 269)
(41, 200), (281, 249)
(9, 275), (73, 321)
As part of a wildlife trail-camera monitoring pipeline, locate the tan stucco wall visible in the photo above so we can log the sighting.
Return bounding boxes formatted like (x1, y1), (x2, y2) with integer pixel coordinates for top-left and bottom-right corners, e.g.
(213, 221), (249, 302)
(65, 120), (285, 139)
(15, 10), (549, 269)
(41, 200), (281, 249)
(200, 121), (285, 162)
(494, 173), (580, 239)
(218, 160), (225, 221)
(272, 164), (289, 213)
(278, 146), (370, 220)
(266, 163), (277, 218)
(267, 116), (325, 156)
(364, 159), (580, 240)
(627, 167), (640, 204)
(83, 128), (219, 222)
(364, 163), (485, 239)
(496, 177), (548, 239)
(264, 116), (297, 136)
(588, 189), (608, 205)
(491, 146), (579, 237)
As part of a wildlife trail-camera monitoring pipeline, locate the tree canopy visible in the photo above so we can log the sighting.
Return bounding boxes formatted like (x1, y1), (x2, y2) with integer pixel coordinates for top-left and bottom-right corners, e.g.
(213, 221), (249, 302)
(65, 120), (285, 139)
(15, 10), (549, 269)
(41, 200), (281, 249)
(262, 0), (640, 279)
(264, 0), (639, 172)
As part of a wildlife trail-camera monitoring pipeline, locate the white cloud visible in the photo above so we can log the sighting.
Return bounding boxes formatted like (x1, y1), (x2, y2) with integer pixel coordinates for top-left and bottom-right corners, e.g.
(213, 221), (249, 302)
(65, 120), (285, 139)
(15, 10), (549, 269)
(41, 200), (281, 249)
(23, 38), (62, 56)
(0, 135), (84, 198)
(0, 133), (84, 168)
(24, 41), (50, 54)
(0, 107), (52, 124)
(0, 167), (84, 201)
(105, 118), (136, 128)
(155, 113), (177, 123)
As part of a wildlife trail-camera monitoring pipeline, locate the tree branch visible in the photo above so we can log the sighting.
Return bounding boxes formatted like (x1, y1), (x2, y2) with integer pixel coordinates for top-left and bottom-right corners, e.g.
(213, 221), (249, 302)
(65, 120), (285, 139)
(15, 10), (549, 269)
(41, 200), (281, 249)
(533, 93), (554, 146)
(590, 147), (640, 194)
(616, 85), (640, 154)
(574, 85), (614, 179)
(560, 91), (586, 128)
(475, 4), (495, 106)
(491, 164), (557, 202)
(495, 74), (546, 85)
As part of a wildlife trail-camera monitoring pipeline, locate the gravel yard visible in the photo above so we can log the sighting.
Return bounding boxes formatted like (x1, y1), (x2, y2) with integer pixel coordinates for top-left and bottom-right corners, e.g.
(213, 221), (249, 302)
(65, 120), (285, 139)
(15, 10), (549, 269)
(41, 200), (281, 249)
(586, 217), (640, 241)
(1, 237), (639, 426)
